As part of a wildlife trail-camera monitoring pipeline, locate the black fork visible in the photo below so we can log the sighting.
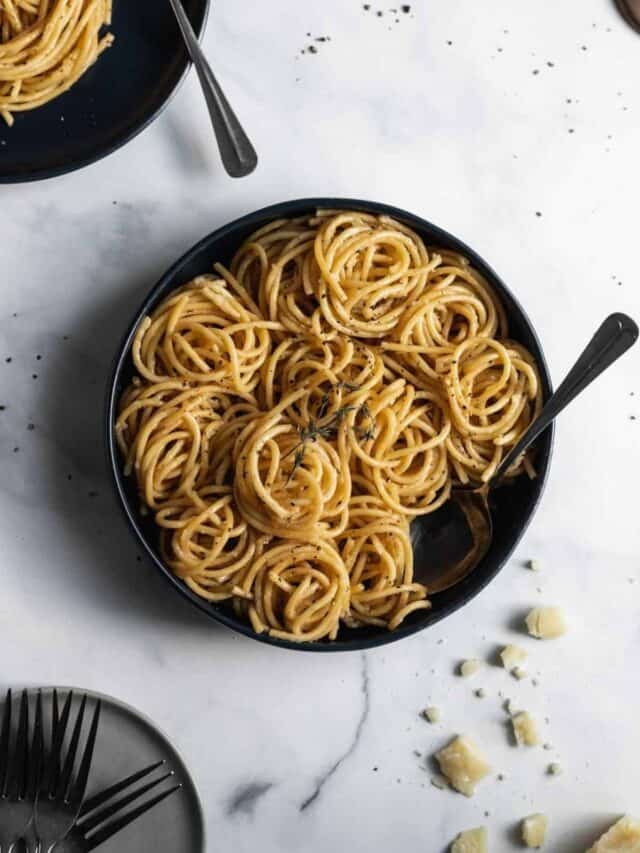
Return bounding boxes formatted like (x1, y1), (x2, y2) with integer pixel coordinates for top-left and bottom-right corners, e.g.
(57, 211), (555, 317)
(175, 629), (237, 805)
(3, 691), (182, 853)
(0, 689), (44, 853)
(35, 760), (181, 853)
(34, 691), (101, 851)
(72, 760), (181, 850)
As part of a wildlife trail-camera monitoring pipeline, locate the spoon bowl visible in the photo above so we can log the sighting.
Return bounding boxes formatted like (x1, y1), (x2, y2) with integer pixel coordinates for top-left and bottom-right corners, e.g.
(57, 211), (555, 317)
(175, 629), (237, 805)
(412, 490), (493, 593)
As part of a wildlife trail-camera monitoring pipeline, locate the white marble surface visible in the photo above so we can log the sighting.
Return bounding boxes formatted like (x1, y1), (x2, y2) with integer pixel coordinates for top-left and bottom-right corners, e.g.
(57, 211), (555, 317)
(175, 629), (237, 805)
(1, 1), (640, 850)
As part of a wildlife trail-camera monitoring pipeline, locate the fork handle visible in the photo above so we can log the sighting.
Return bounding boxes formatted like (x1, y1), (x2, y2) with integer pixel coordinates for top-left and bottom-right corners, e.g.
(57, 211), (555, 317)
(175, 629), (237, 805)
(167, 0), (258, 178)
(493, 312), (638, 483)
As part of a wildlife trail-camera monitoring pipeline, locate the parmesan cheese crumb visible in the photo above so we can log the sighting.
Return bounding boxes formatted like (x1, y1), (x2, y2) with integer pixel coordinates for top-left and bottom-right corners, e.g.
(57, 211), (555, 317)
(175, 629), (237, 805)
(500, 644), (528, 671)
(513, 666), (528, 681)
(547, 763), (562, 776)
(527, 558), (541, 571)
(435, 735), (491, 797)
(423, 706), (440, 723)
(459, 659), (483, 677)
(586, 816), (640, 852)
(512, 711), (539, 747)
(522, 813), (548, 847)
(451, 827), (487, 853)
(525, 606), (567, 639)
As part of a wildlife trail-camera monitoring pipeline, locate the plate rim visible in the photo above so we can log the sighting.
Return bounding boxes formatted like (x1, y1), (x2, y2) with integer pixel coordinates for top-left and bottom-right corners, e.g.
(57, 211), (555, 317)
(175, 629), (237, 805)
(105, 196), (555, 653)
(0, 0), (211, 184)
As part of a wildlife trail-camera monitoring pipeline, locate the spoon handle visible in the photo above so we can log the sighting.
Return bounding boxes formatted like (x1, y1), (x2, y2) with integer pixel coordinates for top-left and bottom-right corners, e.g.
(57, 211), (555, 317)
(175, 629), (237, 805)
(494, 312), (638, 482)
(168, 0), (258, 178)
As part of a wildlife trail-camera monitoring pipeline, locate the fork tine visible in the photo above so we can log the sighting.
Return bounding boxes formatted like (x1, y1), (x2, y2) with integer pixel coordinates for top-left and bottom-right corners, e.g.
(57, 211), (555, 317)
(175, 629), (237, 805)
(28, 690), (44, 799)
(48, 688), (60, 795)
(58, 693), (87, 801)
(78, 760), (166, 817)
(79, 771), (174, 832)
(85, 784), (182, 850)
(44, 690), (73, 796)
(12, 689), (30, 799)
(69, 699), (101, 804)
(52, 688), (60, 741)
(0, 688), (12, 796)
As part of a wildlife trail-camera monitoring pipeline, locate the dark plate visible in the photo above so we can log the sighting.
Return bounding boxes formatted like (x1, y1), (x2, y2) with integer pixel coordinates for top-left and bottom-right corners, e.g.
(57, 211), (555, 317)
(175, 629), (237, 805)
(1, 688), (205, 851)
(106, 198), (554, 652)
(0, 0), (209, 183)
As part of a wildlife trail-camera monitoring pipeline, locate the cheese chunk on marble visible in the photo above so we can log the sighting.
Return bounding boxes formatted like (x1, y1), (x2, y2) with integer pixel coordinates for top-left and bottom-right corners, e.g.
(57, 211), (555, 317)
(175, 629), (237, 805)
(522, 814), (548, 848)
(423, 706), (440, 723)
(586, 816), (640, 852)
(525, 607), (567, 639)
(451, 827), (488, 853)
(460, 659), (483, 677)
(512, 711), (539, 746)
(500, 644), (528, 671)
(435, 735), (491, 797)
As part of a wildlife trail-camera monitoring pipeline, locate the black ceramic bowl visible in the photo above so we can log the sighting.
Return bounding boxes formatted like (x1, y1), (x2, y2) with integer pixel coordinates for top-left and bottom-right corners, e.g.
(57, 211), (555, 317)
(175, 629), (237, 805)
(0, 0), (209, 183)
(106, 198), (553, 652)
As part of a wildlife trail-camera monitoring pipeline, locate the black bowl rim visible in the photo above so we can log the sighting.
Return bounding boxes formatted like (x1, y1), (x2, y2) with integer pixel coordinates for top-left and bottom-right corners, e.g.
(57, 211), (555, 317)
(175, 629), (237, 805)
(105, 197), (554, 653)
(0, 0), (210, 185)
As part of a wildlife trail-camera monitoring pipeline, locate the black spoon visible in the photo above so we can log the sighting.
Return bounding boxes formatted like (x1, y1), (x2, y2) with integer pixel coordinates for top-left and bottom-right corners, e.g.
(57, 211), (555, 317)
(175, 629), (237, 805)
(168, 0), (258, 178)
(413, 313), (638, 593)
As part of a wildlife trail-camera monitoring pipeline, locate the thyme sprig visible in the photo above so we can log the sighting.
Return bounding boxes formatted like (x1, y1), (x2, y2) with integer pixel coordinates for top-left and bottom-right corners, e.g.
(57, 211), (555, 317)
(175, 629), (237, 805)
(316, 380), (361, 420)
(286, 396), (376, 481)
(354, 402), (376, 442)
(300, 405), (357, 443)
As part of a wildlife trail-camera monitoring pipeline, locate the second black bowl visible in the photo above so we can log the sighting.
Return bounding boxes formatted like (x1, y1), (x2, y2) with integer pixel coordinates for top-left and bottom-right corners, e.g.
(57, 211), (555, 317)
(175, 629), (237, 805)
(106, 198), (553, 652)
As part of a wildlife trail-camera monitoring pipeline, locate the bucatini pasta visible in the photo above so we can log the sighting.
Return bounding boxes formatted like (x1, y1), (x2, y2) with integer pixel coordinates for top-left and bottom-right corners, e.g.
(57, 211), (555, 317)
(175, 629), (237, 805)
(0, 0), (114, 126)
(116, 210), (542, 643)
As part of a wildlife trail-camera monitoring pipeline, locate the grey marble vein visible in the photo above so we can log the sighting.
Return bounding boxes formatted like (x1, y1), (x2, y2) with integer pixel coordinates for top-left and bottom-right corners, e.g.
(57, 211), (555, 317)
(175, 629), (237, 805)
(226, 781), (275, 818)
(299, 652), (370, 811)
